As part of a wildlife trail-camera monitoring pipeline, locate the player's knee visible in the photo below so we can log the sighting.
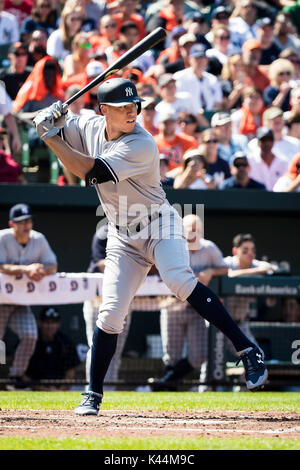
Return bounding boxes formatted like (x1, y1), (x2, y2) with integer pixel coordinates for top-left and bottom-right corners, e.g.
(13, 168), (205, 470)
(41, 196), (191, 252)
(159, 268), (197, 302)
(96, 309), (126, 334)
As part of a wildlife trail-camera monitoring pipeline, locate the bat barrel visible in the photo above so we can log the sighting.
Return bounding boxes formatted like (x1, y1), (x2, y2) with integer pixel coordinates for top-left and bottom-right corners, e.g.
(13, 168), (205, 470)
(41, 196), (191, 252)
(64, 27), (167, 107)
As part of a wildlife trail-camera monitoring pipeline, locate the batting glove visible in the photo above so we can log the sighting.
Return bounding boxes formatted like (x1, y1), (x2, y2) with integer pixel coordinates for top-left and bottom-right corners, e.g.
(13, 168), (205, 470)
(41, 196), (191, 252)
(33, 101), (68, 141)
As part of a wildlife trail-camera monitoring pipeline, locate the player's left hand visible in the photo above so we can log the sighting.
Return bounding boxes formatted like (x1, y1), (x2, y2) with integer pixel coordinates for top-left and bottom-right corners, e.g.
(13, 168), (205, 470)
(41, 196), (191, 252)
(33, 101), (68, 140)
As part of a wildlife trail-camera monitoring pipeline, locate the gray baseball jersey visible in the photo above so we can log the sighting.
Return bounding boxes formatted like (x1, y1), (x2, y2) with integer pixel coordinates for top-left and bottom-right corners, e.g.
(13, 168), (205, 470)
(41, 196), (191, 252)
(62, 114), (166, 225)
(0, 229), (57, 266)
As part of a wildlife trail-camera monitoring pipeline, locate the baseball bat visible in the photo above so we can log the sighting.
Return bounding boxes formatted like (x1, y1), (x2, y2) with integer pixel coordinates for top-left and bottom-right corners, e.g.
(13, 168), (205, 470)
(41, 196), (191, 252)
(64, 27), (167, 106)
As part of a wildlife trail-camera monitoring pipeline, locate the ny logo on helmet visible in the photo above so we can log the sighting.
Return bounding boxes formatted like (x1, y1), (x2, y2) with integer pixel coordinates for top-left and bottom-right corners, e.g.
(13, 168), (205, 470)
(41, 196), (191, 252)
(125, 87), (134, 97)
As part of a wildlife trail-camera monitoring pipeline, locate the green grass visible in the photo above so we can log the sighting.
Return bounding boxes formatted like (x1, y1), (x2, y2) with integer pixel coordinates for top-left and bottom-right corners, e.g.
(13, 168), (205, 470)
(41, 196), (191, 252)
(0, 391), (300, 412)
(0, 436), (299, 450)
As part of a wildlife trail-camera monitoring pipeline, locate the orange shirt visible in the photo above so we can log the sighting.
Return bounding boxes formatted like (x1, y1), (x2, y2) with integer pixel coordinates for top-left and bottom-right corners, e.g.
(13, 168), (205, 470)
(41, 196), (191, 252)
(154, 133), (198, 170)
(113, 13), (146, 41)
(244, 66), (270, 92)
(89, 34), (113, 52)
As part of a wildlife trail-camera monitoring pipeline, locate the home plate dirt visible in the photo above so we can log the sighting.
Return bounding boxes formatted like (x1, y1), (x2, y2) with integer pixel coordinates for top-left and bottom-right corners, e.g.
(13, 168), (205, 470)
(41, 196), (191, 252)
(1, 410), (300, 438)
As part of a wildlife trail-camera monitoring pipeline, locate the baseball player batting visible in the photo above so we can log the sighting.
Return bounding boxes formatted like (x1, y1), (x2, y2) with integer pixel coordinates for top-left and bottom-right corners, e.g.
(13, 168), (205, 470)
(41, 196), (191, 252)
(33, 78), (268, 416)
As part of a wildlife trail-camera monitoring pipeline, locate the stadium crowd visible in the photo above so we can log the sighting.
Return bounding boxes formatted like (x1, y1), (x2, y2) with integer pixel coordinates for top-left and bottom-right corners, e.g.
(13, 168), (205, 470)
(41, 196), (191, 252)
(1, 0), (300, 190)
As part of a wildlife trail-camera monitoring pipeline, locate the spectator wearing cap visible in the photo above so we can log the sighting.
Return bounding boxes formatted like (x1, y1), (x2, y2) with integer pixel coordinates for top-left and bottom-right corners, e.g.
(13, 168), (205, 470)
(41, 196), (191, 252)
(173, 148), (215, 190)
(273, 153), (300, 192)
(156, 26), (186, 67)
(198, 128), (231, 187)
(155, 73), (208, 128)
(206, 25), (238, 66)
(211, 112), (248, 163)
(241, 39), (270, 92)
(248, 107), (300, 163)
(0, 204), (57, 385)
(219, 152), (266, 190)
(112, 0), (146, 42)
(4, 0), (33, 29)
(138, 96), (159, 137)
(25, 306), (80, 389)
(183, 11), (211, 48)
(0, 42), (30, 101)
(247, 127), (288, 191)
(174, 43), (223, 112)
(62, 32), (92, 80)
(273, 12), (300, 56)
(154, 111), (198, 172)
(89, 14), (118, 53)
(0, 0), (19, 44)
(220, 53), (248, 110)
(205, 6), (231, 44)
(231, 86), (265, 141)
(282, 1), (300, 35)
(159, 153), (174, 188)
(228, 0), (258, 51)
(146, 0), (185, 41)
(263, 59), (294, 113)
(255, 18), (281, 66)
(20, 0), (57, 42)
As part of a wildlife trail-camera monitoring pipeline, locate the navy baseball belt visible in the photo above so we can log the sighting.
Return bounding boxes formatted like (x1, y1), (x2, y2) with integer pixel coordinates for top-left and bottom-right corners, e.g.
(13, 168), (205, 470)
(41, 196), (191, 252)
(115, 211), (162, 236)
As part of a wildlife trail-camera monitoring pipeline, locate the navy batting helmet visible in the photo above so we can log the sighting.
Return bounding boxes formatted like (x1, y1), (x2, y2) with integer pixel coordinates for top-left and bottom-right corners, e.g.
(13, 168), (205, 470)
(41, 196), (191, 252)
(97, 78), (144, 115)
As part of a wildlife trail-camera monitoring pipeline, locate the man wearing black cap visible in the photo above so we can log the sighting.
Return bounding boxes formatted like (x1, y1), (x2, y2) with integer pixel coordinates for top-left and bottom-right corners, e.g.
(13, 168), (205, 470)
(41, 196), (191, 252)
(219, 151), (266, 190)
(256, 18), (281, 65)
(0, 42), (31, 100)
(0, 204), (57, 386)
(25, 306), (80, 389)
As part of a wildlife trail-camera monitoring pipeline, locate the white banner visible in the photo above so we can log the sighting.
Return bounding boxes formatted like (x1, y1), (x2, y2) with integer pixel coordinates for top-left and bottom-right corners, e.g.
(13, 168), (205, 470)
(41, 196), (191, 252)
(0, 273), (173, 305)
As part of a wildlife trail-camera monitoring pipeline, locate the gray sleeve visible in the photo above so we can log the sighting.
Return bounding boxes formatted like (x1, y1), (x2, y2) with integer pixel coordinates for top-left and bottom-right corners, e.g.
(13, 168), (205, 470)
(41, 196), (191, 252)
(38, 235), (57, 266)
(0, 235), (8, 264)
(61, 114), (87, 153)
(209, 243), (227, 268)
(101, 137), (157, 182)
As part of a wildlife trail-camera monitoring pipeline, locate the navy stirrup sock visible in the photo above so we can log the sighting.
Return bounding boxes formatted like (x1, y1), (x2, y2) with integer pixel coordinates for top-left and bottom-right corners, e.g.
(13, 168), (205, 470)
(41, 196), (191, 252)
(187, 282), (254, 352)
(89, 326), (118, 395)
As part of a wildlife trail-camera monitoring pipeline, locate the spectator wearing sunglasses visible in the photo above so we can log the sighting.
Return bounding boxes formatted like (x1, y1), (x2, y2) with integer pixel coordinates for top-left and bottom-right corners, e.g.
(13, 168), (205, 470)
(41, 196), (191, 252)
(219, 152), (266, 190)
(173, 148), (216, 190)
(264, 59), (294, 112)
(206, 25), (237, 66)
(20, 0), (57, 41)
(62, 32), (92, 80)
(198, 128), (231, 187)
(211, 112), (249, 164)
(89, 14), (118, 52)
(0, 42), (30, 100)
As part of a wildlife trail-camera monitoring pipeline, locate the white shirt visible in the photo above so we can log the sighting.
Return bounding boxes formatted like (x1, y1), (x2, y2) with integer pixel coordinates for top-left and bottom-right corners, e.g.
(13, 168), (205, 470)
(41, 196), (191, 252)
(47, 29), (69, 61)
(0, 11), (19, 44)
(0, 85), (12, 116)
(248, 136), (300, 162)
(174, 68), (222, 112)
(273, 175), (300, 192)
(229, 17), (258, 51)
(247, 151), (288, 191)
(206, 45), (238, 65)
(155, 92), (197, 124)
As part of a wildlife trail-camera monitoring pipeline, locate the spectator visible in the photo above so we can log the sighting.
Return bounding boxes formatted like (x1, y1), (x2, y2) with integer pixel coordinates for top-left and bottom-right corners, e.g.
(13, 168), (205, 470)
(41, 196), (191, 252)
(220, 53), (248, 110)
(256, 17), (281, 66)
(83, 224), (132, 390)
(4, 0), (33, 28)
(219, 151), (266, 190)
(273, 153), (300, 192)
(148, 214), (227, 391)
(0, 85), (22, 154)
(25, 306), (81, 390)
(223, 233), (275, 356)
(183, 11), (211, 42)
(0, 42), (30, 101)
(285, 112), (300, 142)
(27, 29), (48, 67)
(156, 25), (186, 67)
(13, 56), (63, 113)
(20, 0), (57, 41)
(0, 203), (57, 387)
(279, 48), (300, 85)
(273, 11), (300, 55)
(174, 43), (223, 112)
(82, 60), (104, 114)
(247, 127), (288, 191)
(112, 0), (145, 41)
(0, 0), (19, 44)
(229, 0), (258, 51)
(154, 111), (197, 171)
(0, 127), (26, 183)
(46, 3), (84, 61)
(159, 153), (174, 188)
(84, 0), (106, 31)
(241, 38), (270, 92)
(264, 59), (294, 112)
(231, 86), (266, 141)
(138, 96), (158, 137)
(177, 112), (201, 141)
(284, 86), (300, 121)
(282, 297), (300, 323)
(206, 25), (237, 66)
(210, 111), (249, 163)
(249, 107), (300, 162)
(173, 148), (215, 190)
(205, 6), (231, 44)
(62, 31), (92, 79)
(198, 128), (231, 187)
(89, 14), (118, 52)
(146, 0), (185, 37)
(154, 73), (206, 127)
(282, 0), (300, 35)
